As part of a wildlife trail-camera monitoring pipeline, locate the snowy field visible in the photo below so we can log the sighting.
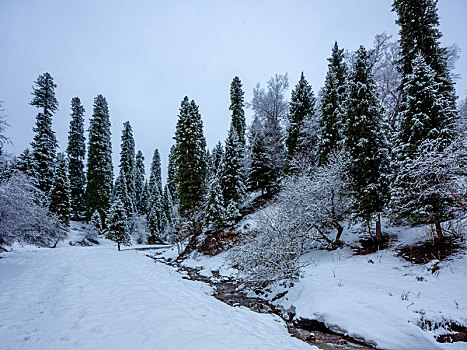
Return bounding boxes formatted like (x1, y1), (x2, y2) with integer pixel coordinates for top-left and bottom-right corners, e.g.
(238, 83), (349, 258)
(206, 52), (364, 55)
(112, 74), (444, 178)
(0, 243), (313, 350)
(279, 248), (467, 350)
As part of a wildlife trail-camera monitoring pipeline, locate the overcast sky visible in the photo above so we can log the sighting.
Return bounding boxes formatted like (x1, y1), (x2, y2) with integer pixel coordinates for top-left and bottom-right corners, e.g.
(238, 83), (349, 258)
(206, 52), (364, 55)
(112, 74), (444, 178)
(1, 0), (466, 178)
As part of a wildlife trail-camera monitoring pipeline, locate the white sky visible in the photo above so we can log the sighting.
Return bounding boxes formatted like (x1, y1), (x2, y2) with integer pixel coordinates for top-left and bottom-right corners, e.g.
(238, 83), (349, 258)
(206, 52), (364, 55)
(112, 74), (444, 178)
(1, 0), (466, 178)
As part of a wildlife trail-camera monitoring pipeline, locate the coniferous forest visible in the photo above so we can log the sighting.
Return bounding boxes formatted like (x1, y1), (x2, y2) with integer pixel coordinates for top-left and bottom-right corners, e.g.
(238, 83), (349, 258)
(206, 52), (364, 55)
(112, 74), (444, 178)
(1, 1), (467, 349)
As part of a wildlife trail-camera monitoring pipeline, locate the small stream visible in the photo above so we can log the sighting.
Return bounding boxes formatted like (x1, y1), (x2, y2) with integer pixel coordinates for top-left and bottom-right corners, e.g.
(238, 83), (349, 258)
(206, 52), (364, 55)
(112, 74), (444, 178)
(146, 252), (377, 350)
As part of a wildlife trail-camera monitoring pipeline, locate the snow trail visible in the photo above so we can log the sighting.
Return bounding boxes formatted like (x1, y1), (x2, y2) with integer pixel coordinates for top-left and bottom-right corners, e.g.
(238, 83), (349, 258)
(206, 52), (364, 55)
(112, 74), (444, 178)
(0, 246), (313, 350)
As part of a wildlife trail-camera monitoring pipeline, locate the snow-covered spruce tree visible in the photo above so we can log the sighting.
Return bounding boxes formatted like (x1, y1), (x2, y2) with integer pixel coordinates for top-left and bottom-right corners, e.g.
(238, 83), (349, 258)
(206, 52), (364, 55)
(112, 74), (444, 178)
(394, 54), (456, 157)
(15, 148), (34, 176)
(391, 54), (457, 240)
(30, 72), (58, 195)
(174, 97), (207, 217)
(204, 172), (226, 228)
(106, 199), (130, 251)
(86, 95), (113, 223)
(392, 0), (457, 113)
(149, 149), (163, 196)
(134, 150), (146, 215)
(295, 108), (320, 169)
(206, 149), (212, 174)
(125, 149), (150, 241)
(318, 42), (347, 166)
(220, 127), (245, 221)
(147, 198), (165, 241)
(230, 76), (247, 147)
(166, 145), (177, 202)
(210, 142), (224, 174)
(285, 72), (317, 172)
(90, 210), (104, 236)
(113, 173), (133, 216)
(162, 185), (173, 224)
(459, 97), (467, 137)
(247, 117), (274, 195)
(343, 46), (390, 241)
(113, 122), (136, 218)
(147, 149), (164, 238)
(49, 153), (71, 226)
(118, 121), (136, 215)
(66, 97), (86, 220)
(162, 184), (180, 242)
(141, 180), (150, 215)
(251, 74), (288, 185)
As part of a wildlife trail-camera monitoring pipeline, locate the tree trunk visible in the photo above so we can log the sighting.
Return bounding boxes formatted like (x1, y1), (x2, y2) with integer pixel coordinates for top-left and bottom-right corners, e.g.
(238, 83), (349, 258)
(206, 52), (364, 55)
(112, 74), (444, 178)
(118, 242), (121, 251)
(375, 214), (382, 242)
(434, 220), (444, 241)
(333, 223), (344, 249)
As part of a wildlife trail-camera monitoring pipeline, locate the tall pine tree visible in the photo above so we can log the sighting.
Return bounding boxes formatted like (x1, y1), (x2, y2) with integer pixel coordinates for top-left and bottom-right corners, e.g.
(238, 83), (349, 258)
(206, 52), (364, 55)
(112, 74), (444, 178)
(174, 97), (207, 216)
(285, 72), (317, 171)
(392, 0), (457, 112)
(49, 153), (71, 226)
(147, 149), (165, 237)
(116, 121), (136, 216)
(135, 150), (146, 215)
(318, 42), (347, 166)
(229, 76), (247, 147)
(66, 97), (86, 220)
(248, 117), (274, 195)
(113, 173), (134, 216)
(86, 94), (113, 223)
(343, 46), (389, 240)
(204, 173), (226, 228)
(220, 127), (245, 217)
(15, 148), (34, 176)
(30, 72), (58, 194)
(211, 142), (224, 174)
(391, 54), (457, 239)
(166, 145), (177, 202)
(391, 0), (459, 240)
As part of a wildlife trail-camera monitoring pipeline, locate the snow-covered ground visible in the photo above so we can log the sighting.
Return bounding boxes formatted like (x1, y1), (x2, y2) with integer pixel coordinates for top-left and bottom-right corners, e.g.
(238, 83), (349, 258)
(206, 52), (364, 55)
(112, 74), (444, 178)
(278, 248), (467, 350)
(0, 243), (314, 350)
(1, 218), (466, 350)
(181, 220), (467, 350)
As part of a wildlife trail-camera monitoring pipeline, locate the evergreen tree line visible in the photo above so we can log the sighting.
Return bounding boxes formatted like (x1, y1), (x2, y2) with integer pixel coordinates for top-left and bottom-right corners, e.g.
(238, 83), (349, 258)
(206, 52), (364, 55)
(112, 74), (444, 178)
(6, 0), (466, 249)
(13, 80), (180, 246)
(188, 0), (466, 244)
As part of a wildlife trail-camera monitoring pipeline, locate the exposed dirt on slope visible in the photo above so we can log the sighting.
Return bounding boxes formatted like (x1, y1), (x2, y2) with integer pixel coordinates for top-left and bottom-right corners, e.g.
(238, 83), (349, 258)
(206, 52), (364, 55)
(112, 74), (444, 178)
(398, 236), (465, 264)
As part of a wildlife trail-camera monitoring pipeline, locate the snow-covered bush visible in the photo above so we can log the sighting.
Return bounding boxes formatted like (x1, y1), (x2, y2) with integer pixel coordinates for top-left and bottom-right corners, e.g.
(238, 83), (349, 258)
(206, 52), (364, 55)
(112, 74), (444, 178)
(228, 206), (312, 285)
(228, 151), (352, 285)
(128, 214), (149, 244)
(280, 151), (352, 249)
(90, 210), (104, 236)
(0, 171), (65, 247)
(78, 210), (103, 244)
